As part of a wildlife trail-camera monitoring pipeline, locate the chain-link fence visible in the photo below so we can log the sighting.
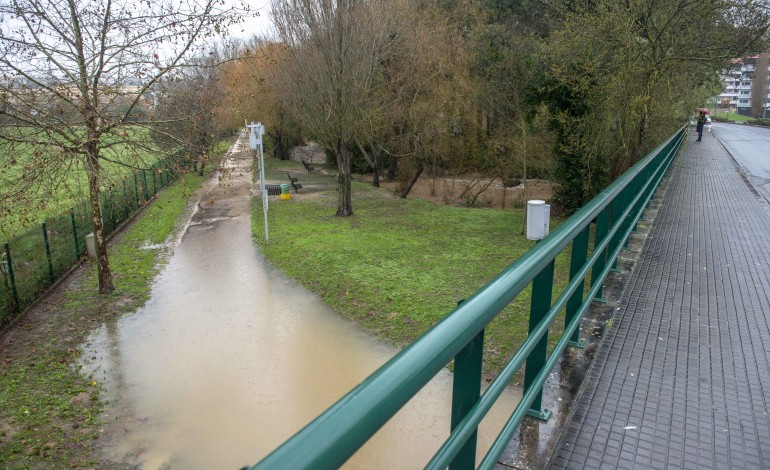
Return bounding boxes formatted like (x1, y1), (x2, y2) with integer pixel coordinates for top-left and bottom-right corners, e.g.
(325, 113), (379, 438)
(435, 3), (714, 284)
(1, 160), (184, 326)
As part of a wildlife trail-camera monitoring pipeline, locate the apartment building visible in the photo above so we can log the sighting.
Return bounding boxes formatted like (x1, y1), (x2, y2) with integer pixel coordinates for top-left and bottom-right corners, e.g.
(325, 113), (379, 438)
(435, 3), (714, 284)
(716, 54), (770, 118)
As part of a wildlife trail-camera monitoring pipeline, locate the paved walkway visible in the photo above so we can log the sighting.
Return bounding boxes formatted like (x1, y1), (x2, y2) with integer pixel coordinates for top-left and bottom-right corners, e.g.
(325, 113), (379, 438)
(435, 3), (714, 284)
(548, 130), (770, 469)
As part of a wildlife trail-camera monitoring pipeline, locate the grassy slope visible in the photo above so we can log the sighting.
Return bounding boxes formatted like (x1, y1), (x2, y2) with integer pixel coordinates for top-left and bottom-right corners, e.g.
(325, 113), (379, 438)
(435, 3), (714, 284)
(0, 167), (210, 467)
(253, 158), (570, 377)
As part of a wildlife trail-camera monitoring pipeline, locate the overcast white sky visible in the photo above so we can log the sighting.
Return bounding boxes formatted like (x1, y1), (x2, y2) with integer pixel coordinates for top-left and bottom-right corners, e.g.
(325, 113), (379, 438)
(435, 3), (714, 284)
(228, 1), (275, 41)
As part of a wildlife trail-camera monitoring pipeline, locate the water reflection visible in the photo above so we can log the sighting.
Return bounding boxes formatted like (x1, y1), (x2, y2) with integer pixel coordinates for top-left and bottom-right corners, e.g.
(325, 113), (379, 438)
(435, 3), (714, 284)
(80, 138), (520, 469)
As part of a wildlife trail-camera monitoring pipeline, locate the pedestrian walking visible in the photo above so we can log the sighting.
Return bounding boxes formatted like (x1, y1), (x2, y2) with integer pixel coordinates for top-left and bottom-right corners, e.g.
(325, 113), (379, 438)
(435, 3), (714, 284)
(696, 111), (706, 141)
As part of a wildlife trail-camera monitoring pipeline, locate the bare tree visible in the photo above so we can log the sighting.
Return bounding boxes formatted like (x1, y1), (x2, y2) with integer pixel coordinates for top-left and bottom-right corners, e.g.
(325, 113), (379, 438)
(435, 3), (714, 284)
(388, 6), (476, 199)
(0, 0), (244, 293)
(751, 52), (769, 118)
(272, 0), (398, 216)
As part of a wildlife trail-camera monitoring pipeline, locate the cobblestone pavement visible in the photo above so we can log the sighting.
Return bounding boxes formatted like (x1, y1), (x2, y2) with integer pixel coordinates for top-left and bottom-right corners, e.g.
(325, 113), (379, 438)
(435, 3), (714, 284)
(547, 130), (770, 469)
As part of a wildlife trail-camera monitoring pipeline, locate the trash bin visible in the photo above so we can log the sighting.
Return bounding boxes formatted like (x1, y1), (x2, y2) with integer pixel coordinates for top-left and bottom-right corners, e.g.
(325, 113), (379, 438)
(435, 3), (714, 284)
(280, 183), (291, 200)
(85, 232), (97, 258)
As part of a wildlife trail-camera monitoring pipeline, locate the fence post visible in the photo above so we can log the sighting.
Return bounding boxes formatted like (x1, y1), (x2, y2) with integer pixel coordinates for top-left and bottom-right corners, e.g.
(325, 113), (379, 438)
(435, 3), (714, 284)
(133, 173), (140, 207)
(4, 243), (20, 313)
(566, 225), (589, 348)
(108, 187), (116, 229)
(142, 170), (149, 201)
(450, 326), (484, 470)
(70, 208), (80, 260)
(122, 180), (129, 219)
(524, 259), (554, 421)
(592, 206), (610, 303)
(151, 166), (157, 195)
(42, 222), (54, 282)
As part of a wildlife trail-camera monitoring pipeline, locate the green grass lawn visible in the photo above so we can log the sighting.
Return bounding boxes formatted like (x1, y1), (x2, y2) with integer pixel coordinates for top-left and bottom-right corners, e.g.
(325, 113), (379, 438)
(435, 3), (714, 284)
(711, 111), (753, 122)
(0, 128), (180, 239)
(252, 158), (572, 378)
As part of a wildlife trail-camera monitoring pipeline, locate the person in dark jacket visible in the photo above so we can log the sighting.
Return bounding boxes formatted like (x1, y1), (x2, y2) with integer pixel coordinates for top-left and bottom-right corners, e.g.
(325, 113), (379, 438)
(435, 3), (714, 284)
(696, 111), (706, 141)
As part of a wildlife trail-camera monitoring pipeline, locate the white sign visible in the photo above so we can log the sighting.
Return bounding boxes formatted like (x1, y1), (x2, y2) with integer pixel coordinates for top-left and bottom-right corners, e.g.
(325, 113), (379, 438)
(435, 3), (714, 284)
(246, 121), (265, 150)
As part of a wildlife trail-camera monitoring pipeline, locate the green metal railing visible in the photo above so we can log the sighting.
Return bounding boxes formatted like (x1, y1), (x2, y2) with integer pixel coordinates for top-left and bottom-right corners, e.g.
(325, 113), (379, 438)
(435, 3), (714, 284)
(249, 126), (687, 470)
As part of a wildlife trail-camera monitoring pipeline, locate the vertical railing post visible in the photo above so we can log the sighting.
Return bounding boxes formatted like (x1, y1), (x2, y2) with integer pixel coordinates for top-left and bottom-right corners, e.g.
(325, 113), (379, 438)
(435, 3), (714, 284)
(609, 193), (625, 272)
(4, 243), (19, 313)
(592, 206), (610, 302)
(42, 222), (54, 282)
(450, 328), (484, 470)
(524, 259), (554, 421)
(151, 166), (157, 195)
(70, 208), (80, 260)
(631, 172), (644, 232)
(566, 225), (589, 348)
(621, 184), (633, 248)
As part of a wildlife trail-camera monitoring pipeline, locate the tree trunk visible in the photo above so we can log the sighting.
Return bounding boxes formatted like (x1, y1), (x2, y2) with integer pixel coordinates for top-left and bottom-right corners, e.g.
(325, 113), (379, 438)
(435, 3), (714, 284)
(371, 146), (381, 188)
(399, 158), (424, 198)
(84, 148), (115, 294)
(354, 137), (379, 187)
(336, 139), (353, 216)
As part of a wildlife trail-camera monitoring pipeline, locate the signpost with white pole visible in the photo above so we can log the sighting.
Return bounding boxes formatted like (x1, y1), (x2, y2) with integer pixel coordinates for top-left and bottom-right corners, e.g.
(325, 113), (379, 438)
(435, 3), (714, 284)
(247, 121), (268, 243)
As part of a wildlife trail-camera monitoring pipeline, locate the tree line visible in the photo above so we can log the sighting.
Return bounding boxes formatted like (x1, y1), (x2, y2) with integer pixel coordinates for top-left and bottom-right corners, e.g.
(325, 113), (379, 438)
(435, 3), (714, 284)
(217, 0), (769, 215)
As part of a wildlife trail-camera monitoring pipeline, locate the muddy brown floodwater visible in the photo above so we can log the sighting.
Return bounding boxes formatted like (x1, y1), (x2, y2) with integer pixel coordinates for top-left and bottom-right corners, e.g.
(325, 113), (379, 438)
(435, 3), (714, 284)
(79, 133), (520, 469)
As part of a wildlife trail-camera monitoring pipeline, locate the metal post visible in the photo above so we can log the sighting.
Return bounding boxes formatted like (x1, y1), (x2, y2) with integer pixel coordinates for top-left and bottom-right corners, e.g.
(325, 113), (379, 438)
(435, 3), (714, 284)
(609, 193), (625, 272)
(524, 257), (554, 421)
(256, 124), (269, 244)
(450, 329), (484, 469)
(70, 208), (80, 260)
(133, 173), (140, 207)
(108, 187), (116, 229)
(42, 222), (54, 282)
(142, 170), (149, 201)
(151, 166), (157, 195)
(592, 206), (610, 302)
(122, 180), (129, 219)
(4, 243), (19, 312)
(566, 226), (589, 348)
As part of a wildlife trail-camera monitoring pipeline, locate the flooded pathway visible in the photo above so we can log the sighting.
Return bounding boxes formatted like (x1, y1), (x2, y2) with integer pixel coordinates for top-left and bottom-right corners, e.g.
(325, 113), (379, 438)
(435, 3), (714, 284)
(80, 133), (519, 469)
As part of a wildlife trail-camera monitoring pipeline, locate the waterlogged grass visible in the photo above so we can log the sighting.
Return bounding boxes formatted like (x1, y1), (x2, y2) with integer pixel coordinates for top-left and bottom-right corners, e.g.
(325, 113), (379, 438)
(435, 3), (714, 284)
(252, 164), (571, 378)
(0, 170), (207, 467)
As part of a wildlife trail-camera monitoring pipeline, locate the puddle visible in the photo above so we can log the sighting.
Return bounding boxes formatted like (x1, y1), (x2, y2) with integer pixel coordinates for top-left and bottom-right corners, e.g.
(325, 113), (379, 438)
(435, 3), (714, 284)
(80, 134), (520, 469)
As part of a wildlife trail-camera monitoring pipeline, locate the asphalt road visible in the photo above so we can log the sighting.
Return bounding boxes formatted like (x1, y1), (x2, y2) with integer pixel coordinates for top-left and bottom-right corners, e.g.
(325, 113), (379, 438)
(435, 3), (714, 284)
(710, 122), (770, 202)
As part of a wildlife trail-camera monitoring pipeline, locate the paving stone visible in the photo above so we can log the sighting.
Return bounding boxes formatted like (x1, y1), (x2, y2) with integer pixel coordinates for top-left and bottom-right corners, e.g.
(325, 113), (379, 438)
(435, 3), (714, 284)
(546, 131), (770, 469)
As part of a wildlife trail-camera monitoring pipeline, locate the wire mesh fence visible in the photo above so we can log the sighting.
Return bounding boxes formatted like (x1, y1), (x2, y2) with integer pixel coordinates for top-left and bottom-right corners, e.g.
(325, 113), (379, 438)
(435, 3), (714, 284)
(1, 161), (184, 326)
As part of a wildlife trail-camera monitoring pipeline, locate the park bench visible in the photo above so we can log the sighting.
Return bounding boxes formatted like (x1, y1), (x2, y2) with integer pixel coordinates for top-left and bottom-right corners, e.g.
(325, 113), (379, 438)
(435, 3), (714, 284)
(287, 173), (302, 193)
(301, 160), (315, 173)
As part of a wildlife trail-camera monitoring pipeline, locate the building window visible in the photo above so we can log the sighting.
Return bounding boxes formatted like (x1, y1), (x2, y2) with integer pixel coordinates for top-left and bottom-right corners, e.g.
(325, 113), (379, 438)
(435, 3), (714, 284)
(739, 99), (749, 104)
(741, 91), (750, 95)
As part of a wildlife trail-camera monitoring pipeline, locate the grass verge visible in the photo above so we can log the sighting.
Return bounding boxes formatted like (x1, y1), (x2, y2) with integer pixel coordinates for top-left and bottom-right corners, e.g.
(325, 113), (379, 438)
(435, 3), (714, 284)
(0, 167), (209, 467)
(252, 158), (571, 379)
(711, 112), (753, 123)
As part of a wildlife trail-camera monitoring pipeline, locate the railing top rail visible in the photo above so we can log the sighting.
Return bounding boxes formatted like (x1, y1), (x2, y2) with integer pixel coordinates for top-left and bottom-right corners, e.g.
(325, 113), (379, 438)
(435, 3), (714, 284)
(251, 125), (686, 469)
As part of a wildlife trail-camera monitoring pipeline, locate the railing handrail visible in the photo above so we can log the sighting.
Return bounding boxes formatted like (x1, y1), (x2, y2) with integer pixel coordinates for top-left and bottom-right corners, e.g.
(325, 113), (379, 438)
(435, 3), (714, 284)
(250, 126), (687, 470)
